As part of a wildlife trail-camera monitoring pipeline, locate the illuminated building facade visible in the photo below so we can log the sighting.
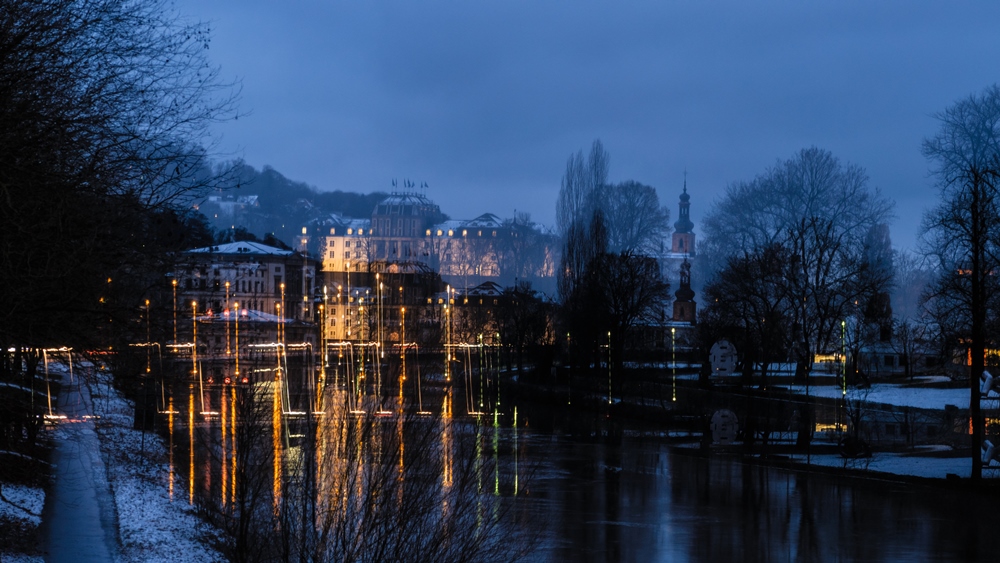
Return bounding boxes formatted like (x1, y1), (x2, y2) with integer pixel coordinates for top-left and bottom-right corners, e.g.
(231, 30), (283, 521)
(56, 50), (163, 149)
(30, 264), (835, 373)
(301, 192), (558, 344)
(175, 241), (317, 323)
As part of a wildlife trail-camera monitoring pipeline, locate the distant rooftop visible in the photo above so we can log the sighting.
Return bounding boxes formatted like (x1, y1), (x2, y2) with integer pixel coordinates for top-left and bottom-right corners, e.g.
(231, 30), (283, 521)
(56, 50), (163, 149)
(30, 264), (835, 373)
(186, 241), (294, 256)
(463, 213), (504, 228)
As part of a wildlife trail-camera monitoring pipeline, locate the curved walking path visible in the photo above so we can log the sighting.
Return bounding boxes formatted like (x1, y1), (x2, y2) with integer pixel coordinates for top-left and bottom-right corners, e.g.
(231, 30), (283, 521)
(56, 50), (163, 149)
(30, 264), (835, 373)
(40, 371), (119, 562)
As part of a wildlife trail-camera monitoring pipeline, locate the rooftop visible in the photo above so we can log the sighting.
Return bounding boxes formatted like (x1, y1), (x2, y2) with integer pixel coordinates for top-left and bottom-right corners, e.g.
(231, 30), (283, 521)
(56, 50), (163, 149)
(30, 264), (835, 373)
(186, 241), (295, 256)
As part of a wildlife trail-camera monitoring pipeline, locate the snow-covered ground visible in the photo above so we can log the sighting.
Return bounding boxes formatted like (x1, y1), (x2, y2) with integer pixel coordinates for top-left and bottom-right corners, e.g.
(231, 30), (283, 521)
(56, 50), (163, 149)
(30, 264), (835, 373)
(787, 383), (969, 409)
(0, 483), (45, 563)
(785, 451), (974, 479)
(0, 484), (43, 526)
(82, 365), (224, 563)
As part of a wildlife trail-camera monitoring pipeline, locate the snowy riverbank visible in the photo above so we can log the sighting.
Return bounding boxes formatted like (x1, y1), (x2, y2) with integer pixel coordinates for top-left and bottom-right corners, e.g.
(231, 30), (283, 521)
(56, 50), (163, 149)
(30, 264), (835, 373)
(83, 365), (224, 562)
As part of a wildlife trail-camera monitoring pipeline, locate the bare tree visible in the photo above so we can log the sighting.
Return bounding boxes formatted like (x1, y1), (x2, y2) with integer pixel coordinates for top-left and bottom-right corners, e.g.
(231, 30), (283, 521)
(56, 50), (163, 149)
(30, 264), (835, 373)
(494, 213), (553, 286)
(701, 148), (894, 381)
(555, 140), (609, 240)
(0, 0), (239, 478)
(890, 251), (935, 380)
(583, 251), (671, 379)
(702, 243), (795, 389)
(921, 84), (1000, 481)
(497, 282), (553, 374)
(556, 141), (609, 303)
(201, 385), (537, 562)
(599, 180), (670, 255)
(892, 250), (934, 322)
(0, 0), (235, 349)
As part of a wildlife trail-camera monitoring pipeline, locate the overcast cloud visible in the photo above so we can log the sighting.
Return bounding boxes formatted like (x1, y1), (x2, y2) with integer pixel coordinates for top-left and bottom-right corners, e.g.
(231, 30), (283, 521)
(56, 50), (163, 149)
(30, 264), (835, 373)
(176, 1), (1000, 250)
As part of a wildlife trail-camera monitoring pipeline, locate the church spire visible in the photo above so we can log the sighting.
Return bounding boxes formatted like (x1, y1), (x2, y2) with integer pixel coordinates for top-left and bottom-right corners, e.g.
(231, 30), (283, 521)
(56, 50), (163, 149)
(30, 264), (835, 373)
(674, 177), (694, 234)
(671, 176), (696, 255)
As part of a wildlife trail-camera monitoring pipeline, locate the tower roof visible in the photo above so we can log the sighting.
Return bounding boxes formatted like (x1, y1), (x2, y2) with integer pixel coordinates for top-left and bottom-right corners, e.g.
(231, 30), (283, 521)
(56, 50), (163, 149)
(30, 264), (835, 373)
(674, 182), (694, 234)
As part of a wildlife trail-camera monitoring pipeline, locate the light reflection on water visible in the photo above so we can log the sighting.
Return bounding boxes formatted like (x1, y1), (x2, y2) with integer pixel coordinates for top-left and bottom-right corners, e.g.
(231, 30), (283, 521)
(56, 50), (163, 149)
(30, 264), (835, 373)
(168, 379), (995, 563)
(517, 428), (995, 563)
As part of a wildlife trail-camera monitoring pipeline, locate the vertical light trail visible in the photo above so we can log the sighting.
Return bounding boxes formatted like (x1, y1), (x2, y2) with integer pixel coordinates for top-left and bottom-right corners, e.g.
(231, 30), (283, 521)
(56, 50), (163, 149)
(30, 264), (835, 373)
(188, 385), (195, 505)
(442, 387), (453, 489)
(229, 386), (236, 506)
(493, 409), (499, 496)
(514, 407), (518, 495)
(221, 387), (228, 507)
(272, 382), (283, 515)
(168, 396), (175, 501)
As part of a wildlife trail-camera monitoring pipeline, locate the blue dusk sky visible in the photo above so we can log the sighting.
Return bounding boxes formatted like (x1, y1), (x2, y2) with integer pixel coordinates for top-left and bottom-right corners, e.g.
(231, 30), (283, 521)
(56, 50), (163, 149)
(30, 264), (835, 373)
(176, 1), (1000, 250)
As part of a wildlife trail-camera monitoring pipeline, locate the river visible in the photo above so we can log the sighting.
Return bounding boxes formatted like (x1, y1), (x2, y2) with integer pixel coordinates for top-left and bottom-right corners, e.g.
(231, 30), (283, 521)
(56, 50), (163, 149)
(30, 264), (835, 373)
(163, 376), (994, 562)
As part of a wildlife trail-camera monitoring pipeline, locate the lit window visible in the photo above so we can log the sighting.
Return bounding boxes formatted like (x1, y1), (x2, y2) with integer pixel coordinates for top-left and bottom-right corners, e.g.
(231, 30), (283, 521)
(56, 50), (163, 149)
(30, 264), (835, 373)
(437, 230), (443, 236)
(462, 230), (467, 236)
(426, 229), (431, 236)
(448, 230), (453, 236)
(347, 228), (353, 235)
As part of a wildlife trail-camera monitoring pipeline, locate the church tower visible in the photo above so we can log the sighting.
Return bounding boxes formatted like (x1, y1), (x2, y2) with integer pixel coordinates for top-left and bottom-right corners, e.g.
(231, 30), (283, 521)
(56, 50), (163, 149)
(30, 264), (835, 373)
(671, 181), (695, 256)
(672, 258), (697, 323)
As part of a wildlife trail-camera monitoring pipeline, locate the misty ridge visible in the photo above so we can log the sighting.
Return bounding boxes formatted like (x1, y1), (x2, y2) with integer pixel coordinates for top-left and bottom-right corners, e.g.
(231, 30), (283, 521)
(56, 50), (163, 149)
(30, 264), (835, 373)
(198, 160), (431, 245)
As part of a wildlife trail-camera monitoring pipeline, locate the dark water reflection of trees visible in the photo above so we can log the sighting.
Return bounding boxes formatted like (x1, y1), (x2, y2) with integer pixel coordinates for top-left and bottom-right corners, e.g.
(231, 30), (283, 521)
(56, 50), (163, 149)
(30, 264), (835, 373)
(522, 428), (993, 562)
(169, 380), (995, 562)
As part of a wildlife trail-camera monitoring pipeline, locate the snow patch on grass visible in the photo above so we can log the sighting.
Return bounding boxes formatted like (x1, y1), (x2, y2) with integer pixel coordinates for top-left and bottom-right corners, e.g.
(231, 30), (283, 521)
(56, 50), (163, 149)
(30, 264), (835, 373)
(0, 483), (44, 562)
(0, 554), (44, 563)
(90, 371), (223, 563)
(788, 383), (969, 409)
(788, 452), (973, 479)
(0, 484), (44, 525)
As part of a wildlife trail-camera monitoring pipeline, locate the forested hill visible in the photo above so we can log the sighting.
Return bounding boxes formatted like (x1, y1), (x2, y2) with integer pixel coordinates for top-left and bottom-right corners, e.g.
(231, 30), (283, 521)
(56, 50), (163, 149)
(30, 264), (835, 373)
(200, 161), (390, 245)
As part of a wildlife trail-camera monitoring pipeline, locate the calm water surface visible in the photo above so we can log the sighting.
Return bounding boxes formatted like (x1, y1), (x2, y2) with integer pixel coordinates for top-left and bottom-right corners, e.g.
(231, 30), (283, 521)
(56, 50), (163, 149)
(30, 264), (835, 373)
(167, 379), (992, 563)
(517, 422), (990, 562)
